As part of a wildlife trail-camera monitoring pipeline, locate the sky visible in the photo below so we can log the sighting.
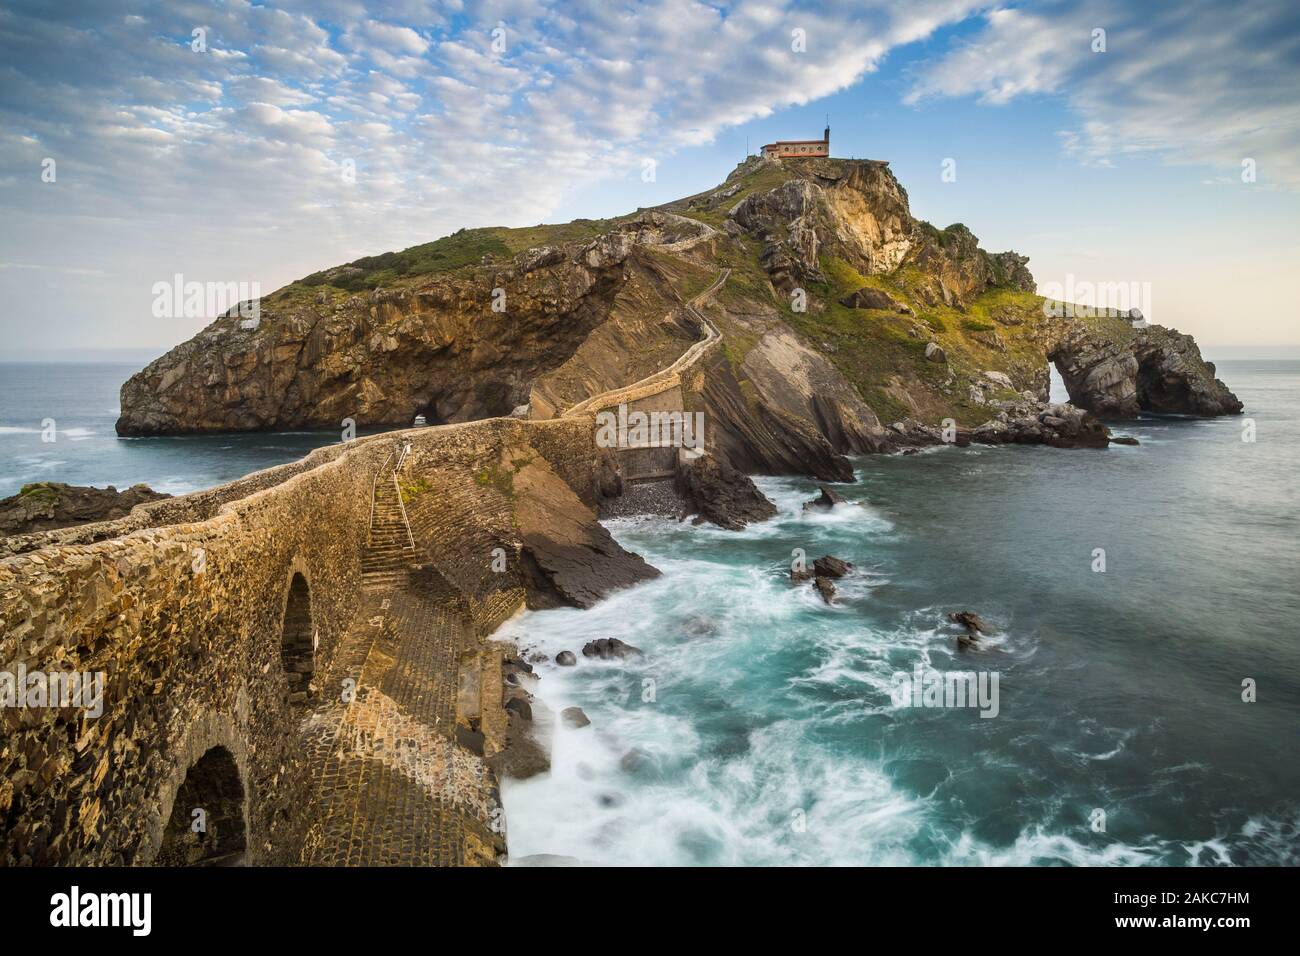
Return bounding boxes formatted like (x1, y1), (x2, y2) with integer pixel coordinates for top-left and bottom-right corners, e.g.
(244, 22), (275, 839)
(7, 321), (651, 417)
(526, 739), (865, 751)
(1, 0), (1298, 360)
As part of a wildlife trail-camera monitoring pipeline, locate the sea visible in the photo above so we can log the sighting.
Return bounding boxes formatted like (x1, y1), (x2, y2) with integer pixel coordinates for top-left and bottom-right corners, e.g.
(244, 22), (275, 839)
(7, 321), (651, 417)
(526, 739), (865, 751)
(2, 359), (1297, 865)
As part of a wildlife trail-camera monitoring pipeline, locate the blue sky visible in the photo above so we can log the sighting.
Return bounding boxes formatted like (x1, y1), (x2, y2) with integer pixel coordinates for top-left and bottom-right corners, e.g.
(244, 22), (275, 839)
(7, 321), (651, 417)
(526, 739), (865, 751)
(1, 0), (1298, 356)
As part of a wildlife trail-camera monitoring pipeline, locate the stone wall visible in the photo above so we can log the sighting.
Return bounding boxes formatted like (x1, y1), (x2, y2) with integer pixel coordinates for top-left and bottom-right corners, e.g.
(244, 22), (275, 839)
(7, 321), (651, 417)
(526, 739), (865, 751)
(0, 415), (601, 866)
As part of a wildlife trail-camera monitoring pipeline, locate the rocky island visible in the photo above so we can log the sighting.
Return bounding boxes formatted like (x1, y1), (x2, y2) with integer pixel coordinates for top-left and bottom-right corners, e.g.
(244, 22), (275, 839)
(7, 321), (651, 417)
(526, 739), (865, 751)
(3, 154), (1241, 867)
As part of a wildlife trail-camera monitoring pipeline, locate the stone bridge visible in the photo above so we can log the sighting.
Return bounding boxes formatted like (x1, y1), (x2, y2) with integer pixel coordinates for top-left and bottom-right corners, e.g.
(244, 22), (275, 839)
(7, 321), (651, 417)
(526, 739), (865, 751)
(551, 269), (728, 482)
(0, 415), (613, 866)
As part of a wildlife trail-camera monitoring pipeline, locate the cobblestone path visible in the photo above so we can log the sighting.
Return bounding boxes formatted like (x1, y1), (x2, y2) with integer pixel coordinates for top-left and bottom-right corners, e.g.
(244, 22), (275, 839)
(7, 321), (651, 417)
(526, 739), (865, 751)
(297, 465), (505, 866)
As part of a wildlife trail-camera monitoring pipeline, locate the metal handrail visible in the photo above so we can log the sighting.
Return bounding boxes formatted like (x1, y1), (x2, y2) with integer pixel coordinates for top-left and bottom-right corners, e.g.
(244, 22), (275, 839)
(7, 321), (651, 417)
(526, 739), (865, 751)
(392, 441), (416, 551)
(367, 445), (397, 546)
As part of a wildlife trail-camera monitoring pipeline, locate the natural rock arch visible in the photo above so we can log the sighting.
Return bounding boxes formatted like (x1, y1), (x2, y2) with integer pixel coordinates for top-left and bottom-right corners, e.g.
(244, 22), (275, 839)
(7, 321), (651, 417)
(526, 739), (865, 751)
(280, 570), (315, 704)
(155, 745), (247, 866)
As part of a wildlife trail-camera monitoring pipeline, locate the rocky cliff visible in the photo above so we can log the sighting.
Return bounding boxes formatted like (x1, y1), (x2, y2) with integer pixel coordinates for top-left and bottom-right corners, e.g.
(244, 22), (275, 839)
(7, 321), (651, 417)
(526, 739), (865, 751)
(117, 155), (1241, 479)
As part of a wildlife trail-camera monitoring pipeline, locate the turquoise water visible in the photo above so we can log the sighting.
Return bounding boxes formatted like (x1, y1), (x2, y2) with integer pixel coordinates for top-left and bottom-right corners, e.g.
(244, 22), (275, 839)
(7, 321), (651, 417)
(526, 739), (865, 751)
(3, 360), (1297, 865)
(0, 362), (350, 499)
(500, 361), (1300, 866)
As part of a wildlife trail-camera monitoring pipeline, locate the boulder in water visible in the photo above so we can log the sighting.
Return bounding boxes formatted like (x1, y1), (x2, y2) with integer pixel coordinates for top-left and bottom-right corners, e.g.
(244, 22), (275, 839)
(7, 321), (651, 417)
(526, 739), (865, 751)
(561, 706), (591, 728)
(802, 484), (845, 511)
(582, 637), (643, 660)
(813, 555), (853, 578)
(814, 576), (837, 604)
(948, 610), (992, 646)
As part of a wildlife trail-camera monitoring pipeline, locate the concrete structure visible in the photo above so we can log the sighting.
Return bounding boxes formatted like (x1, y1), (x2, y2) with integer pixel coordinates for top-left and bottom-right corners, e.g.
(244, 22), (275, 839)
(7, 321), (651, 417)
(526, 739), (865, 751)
(761, 126), (830, 159)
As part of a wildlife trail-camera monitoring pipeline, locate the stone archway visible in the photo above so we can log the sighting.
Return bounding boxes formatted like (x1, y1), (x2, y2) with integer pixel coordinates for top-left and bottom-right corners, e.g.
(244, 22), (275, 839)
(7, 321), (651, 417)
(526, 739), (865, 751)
(155, 745), (247, 866)
(281, 571), (314, 704)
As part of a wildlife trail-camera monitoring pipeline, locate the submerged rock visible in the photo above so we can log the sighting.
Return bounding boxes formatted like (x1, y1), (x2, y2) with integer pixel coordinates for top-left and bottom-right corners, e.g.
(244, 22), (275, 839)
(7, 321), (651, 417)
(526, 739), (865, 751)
(561, 706), (591, 729)
(582, 638), (643, 660)
(813, 555), (853, 578)
(948, 611), (992, 647)
(948, 610), (992, 634)
(814, 576), (837, 604)
(802, 484), (846, 511)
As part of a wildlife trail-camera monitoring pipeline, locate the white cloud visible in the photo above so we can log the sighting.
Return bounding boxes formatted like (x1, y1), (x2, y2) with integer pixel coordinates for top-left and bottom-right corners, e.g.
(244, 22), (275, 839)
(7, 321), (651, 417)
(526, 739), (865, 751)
(907, 0), (1300, 188)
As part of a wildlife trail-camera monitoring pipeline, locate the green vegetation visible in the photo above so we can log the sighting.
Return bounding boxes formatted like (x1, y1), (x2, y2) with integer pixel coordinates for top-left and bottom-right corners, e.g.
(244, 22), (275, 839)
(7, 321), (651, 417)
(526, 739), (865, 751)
(473, 453), (536, 500)
(676, 161), (795, 230)
(474, 463), (515, 499)
(288, 218), (618, 294)
(17, 483), (61, 503)
(960, 318), (995, 333)
(398, 477), (433, 500)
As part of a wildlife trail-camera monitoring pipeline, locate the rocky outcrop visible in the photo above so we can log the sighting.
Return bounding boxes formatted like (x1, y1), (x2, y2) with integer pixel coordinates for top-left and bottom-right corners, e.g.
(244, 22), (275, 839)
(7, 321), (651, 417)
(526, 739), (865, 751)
(726, 160), (1030, 308)
(803, 485), (845, 510)
(673, 452), (777, 530)
(0, 482), (170, 536)
(971, 401), (1112, 449)
(729, 178), (823, 290)
(1050, 323), (1242, 419)
(888, 399), (1114, 449)
(814, 576), (836, 604)
(581, 637), (642, 660)
(697, 354), (857, 481)
(813, 555), (852, 578)
(904, 224), (1035, 308)
(513, 457), (660, 610)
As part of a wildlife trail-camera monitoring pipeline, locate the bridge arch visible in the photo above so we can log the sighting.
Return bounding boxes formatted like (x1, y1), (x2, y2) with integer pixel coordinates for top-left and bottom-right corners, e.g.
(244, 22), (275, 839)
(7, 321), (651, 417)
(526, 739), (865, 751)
(280, 565), (316, 704)
(145, 713), (251, 866)
(155, 745), (247, 866)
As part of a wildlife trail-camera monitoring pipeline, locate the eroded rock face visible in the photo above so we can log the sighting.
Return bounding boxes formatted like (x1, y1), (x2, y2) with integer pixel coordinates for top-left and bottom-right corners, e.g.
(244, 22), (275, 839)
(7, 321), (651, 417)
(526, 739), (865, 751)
(730, 178), (823, 289)
(1050, 324), (1242, 418)
(727, 160), (1030, 308)
(0, 482), (170, 536)
(697, 352), (857, 482)
(512, 456), (660, 609)
(117, 214), (718, 437)
(673, 452), (777, 530)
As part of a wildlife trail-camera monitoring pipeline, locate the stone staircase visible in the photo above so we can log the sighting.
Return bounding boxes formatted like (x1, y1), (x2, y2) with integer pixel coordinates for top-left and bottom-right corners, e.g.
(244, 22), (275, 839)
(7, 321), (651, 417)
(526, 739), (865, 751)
(362, 446), (417, 593)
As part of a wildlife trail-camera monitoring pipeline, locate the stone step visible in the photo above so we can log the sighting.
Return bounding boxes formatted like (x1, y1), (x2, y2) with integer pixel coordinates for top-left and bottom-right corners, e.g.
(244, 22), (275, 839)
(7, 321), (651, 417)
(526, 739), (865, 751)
(362, 551), (413, 563)
(362, 559), (411, 572)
